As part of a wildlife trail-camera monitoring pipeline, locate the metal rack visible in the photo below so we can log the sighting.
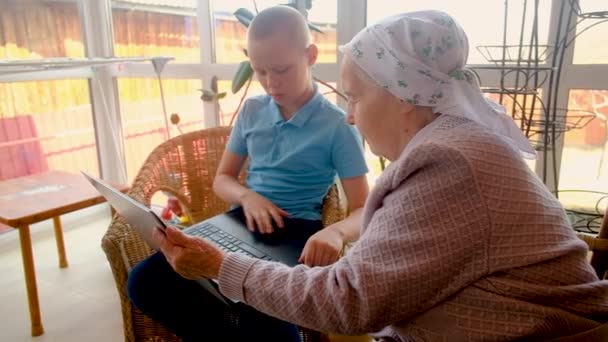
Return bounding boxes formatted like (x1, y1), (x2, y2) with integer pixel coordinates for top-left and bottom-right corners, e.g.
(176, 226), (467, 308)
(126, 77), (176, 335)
(471, 0), (607, 192)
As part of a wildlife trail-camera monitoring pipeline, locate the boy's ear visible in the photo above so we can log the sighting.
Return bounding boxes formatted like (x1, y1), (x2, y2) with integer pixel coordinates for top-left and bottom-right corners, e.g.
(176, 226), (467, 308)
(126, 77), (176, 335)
(306, 44), (318, 66)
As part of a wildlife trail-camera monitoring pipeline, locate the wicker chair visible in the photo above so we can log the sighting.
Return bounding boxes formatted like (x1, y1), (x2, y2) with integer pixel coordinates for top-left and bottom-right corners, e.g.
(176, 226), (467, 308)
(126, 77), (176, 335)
(576, 204), (608, 280)
(102, 126), (346, 342)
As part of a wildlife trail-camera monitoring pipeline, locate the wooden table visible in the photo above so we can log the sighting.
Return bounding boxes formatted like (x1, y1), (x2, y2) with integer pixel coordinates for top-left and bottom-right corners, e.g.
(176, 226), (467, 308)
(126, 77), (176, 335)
(0, 171), (128, 336)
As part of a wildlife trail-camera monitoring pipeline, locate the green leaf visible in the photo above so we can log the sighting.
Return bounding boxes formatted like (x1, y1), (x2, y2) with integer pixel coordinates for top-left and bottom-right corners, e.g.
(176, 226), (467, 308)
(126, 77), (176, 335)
(234, 8), (255, 28)
(232, 61), (253, 94)
(216, 92), (227, 100)
(308, 22), (323, 33)
(198, 89), (216, 102)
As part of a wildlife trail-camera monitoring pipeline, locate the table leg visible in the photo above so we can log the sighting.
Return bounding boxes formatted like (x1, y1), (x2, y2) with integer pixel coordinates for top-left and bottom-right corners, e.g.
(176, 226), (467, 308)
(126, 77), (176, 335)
(52, 216), (69, 268)
(18, 225), (44, 336)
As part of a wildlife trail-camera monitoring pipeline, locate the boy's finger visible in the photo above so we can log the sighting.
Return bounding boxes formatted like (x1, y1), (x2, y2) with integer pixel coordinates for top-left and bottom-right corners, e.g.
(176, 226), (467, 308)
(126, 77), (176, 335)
(261, 212), (274, 234)
(270, 209), (284, 228)
(298, 241), (310, 263)
(245, 213), (255, 232)
(302, 246), (314, 266)
(256, 216), (268, 234)
(321, 250), (333, 266)
(278, 208), (290, 217)
(313, 247), (325, 267)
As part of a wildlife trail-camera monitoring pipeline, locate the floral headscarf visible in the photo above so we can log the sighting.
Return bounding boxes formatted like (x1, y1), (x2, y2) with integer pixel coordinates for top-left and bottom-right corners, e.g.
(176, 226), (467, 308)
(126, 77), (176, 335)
(339, 10), (536, 159)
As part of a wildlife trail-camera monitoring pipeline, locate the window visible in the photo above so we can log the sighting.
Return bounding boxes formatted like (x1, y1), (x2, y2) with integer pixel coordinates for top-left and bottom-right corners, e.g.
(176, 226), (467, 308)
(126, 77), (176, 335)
(0, 0), (84, 58)
(117, 78), (203, 181)
(111, 0), (200, 63)
(572, 0), (608, 64)
(366, 0), (552, 65)
(212, 0), (284, 63)
(217, 80), (266, 125)
(216, 80), (338, 126)
(484, 92), (542, 171)
(559, 89), (608, 209)
(308, 0), (337, 63)
(0, 80), (97, 180)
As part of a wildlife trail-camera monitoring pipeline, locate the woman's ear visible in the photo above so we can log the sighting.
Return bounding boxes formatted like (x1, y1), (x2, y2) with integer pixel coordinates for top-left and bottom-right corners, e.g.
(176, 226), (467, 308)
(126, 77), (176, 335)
(306, 44), (318, 66)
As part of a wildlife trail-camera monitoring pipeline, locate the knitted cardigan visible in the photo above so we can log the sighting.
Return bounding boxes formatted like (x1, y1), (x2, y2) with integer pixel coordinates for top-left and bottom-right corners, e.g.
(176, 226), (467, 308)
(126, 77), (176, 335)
(219, 116), (608, 341)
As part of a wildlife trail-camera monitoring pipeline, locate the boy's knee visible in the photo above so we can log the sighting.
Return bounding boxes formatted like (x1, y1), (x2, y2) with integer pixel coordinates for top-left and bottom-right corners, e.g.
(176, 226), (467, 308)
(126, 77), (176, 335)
(127, 253), (166, 309)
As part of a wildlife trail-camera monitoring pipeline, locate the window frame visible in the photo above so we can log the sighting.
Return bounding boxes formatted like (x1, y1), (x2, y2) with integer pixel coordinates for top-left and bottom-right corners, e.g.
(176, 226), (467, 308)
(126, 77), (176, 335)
(1, 0), (606, 188)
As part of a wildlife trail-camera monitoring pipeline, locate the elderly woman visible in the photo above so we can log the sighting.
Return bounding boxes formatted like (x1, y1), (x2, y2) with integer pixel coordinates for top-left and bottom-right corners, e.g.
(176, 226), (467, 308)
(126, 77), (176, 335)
(155, 11), (608, 341)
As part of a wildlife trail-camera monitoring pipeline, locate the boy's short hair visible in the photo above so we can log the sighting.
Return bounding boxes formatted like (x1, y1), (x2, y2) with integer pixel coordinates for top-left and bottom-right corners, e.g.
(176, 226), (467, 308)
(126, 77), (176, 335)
(247, 5), (311, 49)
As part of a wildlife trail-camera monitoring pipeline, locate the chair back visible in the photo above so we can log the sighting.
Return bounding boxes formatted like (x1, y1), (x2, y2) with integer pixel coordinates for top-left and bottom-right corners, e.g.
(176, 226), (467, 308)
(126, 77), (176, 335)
(129, 126), (236, 224)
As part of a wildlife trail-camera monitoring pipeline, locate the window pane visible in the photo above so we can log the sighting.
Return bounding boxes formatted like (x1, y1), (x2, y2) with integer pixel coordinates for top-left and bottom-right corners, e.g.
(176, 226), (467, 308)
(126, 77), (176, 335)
(217, 80), (340, 126)
(0, 80), (97, 180)
(0, 0), (84, 58)
(486, 92), (541, 171)
(559, 89), (608, 210)
(366, 0), (552, 65)
(111, 1), (200, 63)
(572, 0), (608, 64)
(117, 78), (204, 182)
(212, 0), (284, 64)
(217, 80), (266, 125)
(308, 0), (337, 63)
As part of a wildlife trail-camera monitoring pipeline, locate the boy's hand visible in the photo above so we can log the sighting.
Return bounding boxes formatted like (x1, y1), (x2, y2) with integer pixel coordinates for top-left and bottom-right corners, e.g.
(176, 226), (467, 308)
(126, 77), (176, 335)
(299, 227), (344, 267)
(240, 190), (289, 234)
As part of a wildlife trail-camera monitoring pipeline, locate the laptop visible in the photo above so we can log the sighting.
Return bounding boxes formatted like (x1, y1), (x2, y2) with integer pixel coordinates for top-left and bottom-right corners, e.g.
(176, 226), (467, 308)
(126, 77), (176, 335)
(82, 172), (305, 305)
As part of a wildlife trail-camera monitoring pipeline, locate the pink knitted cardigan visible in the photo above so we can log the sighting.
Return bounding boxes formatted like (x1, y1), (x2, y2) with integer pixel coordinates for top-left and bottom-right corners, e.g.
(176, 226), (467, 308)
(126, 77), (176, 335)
(219, 116), (608, 341)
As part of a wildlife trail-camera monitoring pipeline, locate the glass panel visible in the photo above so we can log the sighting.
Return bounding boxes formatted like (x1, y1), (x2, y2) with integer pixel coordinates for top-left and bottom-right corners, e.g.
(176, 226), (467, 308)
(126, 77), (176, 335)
(217, 80), (266, 125)
(362, 147), (383, 186)
(0, 80), (97, 180)
(0, 0), (84, 58)
(111, 1), (200, 63)
(366, 0), (552, 65)
(308, 0), (337, 63)
(559, 89), (608, 211)
(117, 78), (204, 182)
(572, 0), (608, 64)
(216, 80), (338, 126)
(212, 0), (284, 64)
(486, 92), (542, 171)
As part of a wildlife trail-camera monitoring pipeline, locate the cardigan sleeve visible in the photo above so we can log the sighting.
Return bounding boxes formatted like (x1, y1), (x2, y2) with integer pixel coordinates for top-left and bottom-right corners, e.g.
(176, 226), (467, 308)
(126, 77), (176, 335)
(218, 143), (491, 335)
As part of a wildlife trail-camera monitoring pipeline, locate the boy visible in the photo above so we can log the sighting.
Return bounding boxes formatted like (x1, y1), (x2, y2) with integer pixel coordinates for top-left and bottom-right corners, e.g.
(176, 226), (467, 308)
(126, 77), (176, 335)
(128, 6), (368, 341)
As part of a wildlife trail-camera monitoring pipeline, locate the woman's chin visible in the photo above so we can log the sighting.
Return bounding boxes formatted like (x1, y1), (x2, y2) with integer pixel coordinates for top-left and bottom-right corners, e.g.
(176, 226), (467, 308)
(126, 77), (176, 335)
(369, 146), (383, 158)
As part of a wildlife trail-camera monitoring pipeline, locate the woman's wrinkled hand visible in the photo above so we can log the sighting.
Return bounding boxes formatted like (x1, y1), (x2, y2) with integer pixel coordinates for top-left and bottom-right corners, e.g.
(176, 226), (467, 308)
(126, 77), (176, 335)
(153, 226), (225, 280)
(240, 190), (290, 234)
(299, 226), (344, 267)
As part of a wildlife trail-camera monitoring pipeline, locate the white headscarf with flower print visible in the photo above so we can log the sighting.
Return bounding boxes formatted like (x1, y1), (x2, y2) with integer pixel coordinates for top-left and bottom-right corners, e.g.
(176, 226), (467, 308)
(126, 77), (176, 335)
(339, 10), (536, 159)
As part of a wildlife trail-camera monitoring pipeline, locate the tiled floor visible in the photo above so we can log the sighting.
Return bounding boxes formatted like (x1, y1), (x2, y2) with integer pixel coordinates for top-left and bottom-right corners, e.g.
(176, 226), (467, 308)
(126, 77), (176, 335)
(0, 204), (123, 342)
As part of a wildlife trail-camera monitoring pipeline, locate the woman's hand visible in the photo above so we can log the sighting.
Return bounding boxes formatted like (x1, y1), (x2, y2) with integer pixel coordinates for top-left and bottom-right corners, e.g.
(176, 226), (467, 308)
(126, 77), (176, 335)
(240, 190), (290, 234)
(299, 225), (345, 267)
(154, 226), (225, 280)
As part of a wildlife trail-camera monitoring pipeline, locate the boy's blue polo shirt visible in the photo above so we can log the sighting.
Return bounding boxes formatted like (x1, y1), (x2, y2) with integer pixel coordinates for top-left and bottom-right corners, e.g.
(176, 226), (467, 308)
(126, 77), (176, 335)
(227, 86), (368, 220)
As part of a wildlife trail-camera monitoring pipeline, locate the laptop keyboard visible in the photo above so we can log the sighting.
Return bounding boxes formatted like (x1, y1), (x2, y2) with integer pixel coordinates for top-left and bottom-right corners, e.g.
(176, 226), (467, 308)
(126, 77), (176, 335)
(186, 222), (274, 261)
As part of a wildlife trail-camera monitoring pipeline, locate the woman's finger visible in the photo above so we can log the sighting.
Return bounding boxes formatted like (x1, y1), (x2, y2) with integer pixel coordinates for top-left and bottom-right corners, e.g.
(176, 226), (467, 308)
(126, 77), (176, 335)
(166, 226), (196, 246)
